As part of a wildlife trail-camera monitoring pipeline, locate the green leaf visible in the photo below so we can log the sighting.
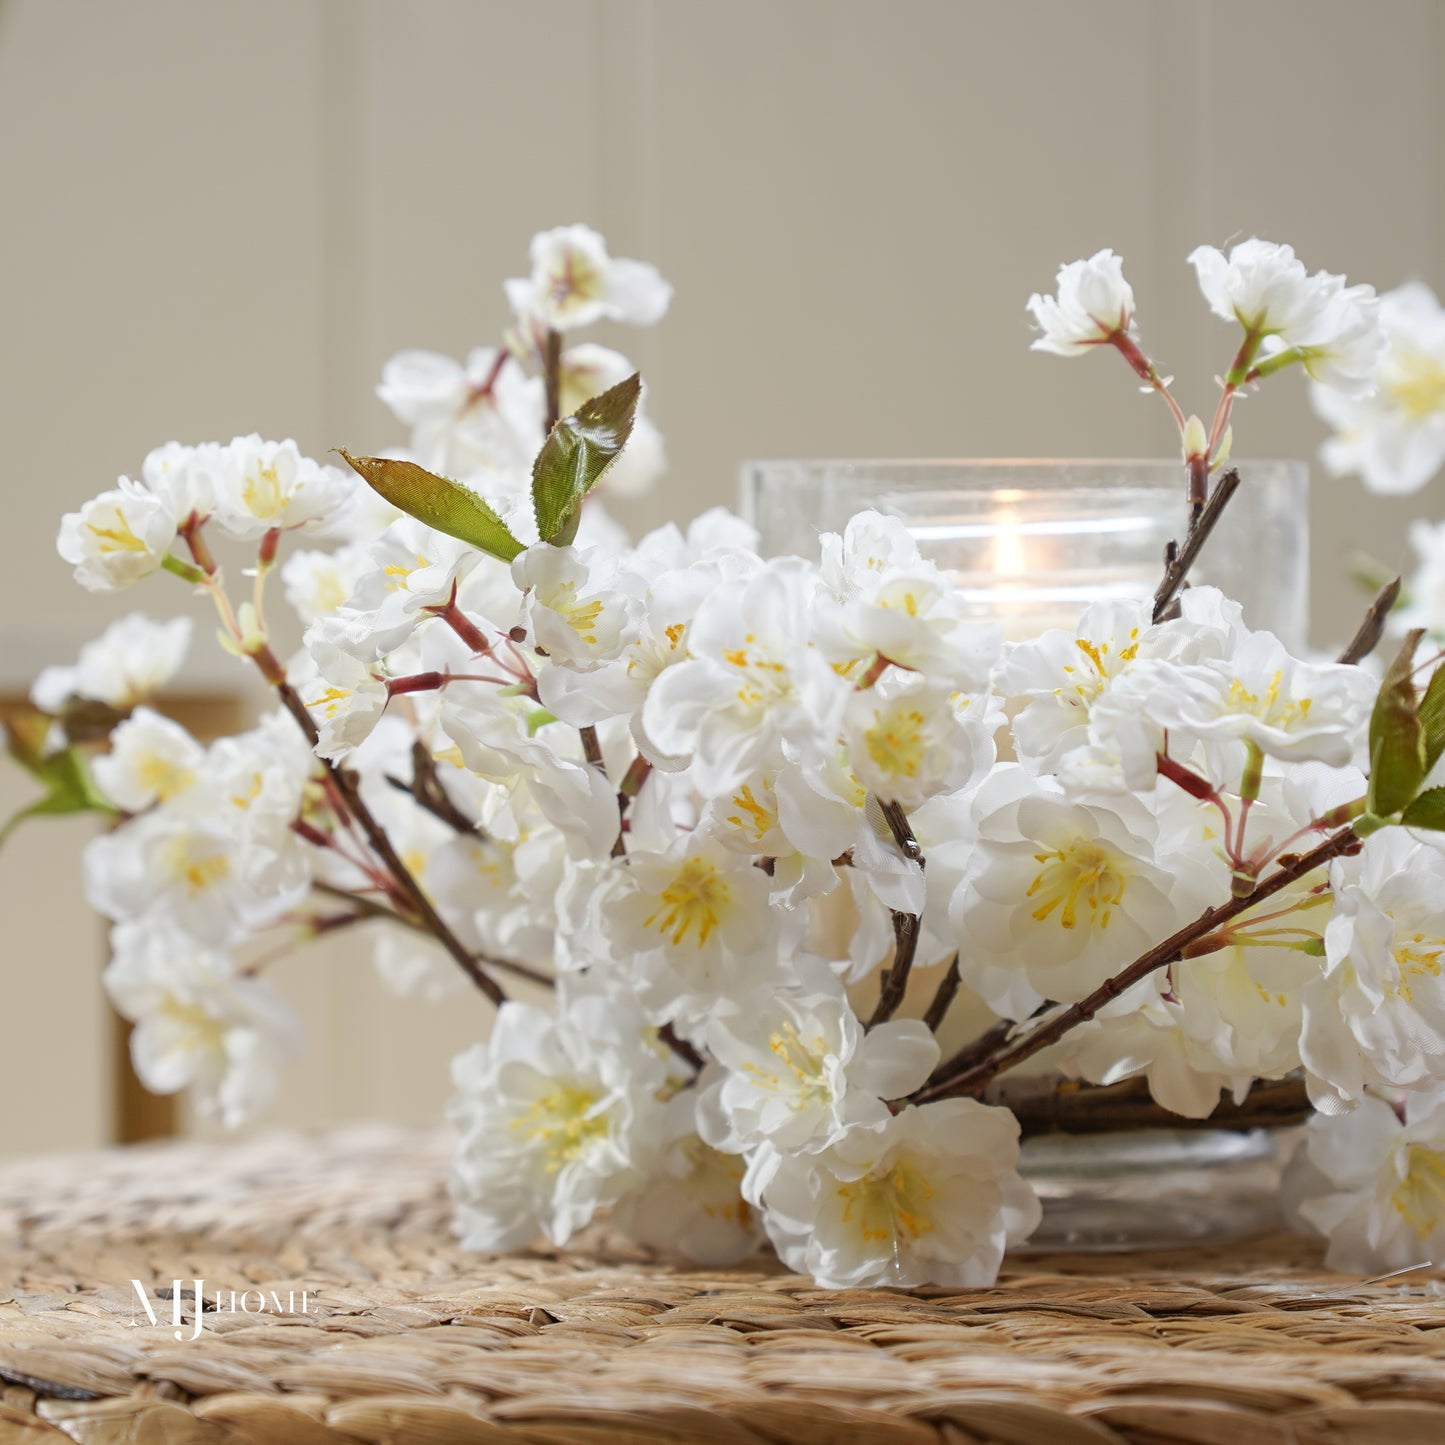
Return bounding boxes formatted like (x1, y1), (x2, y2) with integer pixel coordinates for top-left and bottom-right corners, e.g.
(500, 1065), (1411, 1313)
(1420, 658), (1445, 775)
(1367, 629), (1427, 818)
(1402, 786), (1445, 832)
(1, 722), (117, 852)
(532, 373), (642, 547)
(338, 452), (524, 563)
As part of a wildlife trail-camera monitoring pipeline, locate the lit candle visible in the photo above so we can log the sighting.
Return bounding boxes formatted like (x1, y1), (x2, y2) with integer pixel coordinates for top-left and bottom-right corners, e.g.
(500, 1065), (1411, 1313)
(741, 460), (1309, 648)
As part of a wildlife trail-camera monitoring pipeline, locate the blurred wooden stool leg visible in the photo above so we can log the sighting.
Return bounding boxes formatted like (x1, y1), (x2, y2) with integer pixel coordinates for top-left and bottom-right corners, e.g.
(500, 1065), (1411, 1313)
(112, 1009), (178, 1143)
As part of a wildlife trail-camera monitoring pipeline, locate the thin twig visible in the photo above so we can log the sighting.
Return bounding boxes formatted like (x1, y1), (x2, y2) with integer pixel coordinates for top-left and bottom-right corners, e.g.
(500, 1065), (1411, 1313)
(867, 800), (926, 1028)
(269, 669), (508, 1007)
(914, 826), (1361, 1103)
(867, 912), (921, 1028)
(309, 881), (554, 988)
(381, 739), (481, 838)
(1152, 467), (1242, 624)
(579, 725), (606, 772)
(659, 1023), (705, 1073)
(926, 1016), (1014, 1087)
(921, 953), (962, 1033)
(1338, 577), (1403, 665)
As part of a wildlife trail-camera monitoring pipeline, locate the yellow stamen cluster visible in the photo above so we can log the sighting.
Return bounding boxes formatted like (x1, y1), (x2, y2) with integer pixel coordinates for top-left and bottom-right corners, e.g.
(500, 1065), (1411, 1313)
(1386, 349), (1445, 421)
(726, 785), (776, 844)
(742, 1020), (830, 1101)
(1225, 669), (1313, 729)
(643, 857), (730, 948)
(162, 838), (231, 896)
(86, 512), (149, 554)
(135, 751), (196, 802)
(1027, 840), (1127, 930)
(1391, 1144), (1445, 1236)
(836, 1157), (937, 1244)
(510, 1083), (609, 1173)
(864, 707), (928, 781)
(242, 463), (287, 520)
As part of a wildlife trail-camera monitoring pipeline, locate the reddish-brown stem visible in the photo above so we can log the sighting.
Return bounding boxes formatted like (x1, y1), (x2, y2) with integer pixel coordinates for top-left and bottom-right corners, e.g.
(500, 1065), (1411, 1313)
(461, 347), (511, 413)
(914, 827), (1362, 1103)
(856, 654), (891, 690)
(179, 514), (218, 576)
(429, 595), (493, 657)
(1109, 331), (1188, 433)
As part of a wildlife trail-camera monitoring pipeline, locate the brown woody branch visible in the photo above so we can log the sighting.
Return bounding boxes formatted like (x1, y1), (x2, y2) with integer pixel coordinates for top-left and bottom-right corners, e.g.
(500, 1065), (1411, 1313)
(1152, 467), (1242, 624)
(921, 954), (962, 1033)
(867, 800), (926, 1028)
(988, 1072), (1312, 1138)
(268, 665), (508, 1007)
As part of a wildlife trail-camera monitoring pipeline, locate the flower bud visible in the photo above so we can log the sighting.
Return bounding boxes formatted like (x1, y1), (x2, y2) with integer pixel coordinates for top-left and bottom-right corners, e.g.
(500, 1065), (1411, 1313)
(1182, 414), (1209, 462)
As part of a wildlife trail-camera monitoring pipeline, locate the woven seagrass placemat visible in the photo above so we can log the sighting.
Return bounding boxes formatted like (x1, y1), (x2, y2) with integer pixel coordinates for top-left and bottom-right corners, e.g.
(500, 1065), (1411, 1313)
(0, 1127), (1442, 1444)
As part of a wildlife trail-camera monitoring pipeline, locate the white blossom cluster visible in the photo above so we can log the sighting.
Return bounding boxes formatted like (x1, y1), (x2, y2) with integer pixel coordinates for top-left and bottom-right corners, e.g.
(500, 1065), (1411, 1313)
(16, 228), (1445, 1287)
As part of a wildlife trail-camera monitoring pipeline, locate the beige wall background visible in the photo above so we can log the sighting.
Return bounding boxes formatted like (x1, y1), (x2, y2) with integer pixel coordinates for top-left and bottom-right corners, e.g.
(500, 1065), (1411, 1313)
(1, 0), (1442, 1155)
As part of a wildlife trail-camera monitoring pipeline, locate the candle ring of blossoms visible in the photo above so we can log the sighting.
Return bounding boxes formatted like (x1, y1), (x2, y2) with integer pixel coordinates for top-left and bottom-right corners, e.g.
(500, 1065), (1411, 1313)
(13, 226), (1445, 1287)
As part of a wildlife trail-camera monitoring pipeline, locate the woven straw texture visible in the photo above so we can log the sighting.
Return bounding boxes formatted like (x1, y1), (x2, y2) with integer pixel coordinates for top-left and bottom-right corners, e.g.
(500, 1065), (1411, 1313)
(1, 1128), (1443, 1444)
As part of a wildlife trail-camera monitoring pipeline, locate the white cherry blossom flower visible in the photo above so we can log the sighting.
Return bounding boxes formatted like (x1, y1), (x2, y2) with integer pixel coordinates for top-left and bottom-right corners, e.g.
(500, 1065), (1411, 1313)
(512, 544), (640, 668)
(92, 707), (205, 813)
(1285, 1088), (1445, 1273)
(280, 544), (372, 625)
(541, 552), (754, 744)
(206, 435), (355, 540)
(1027, 249), (1136, 356)
(953, 772), (1202, 1010)
(1059, 998), (1252, 1120)
(104, 917), (301, 1128)
(754, 1099), (1040, 1288)
(1138, 629), (1374, 773)
(816, 512), (1000, 688)
(504, 224), (672, 333)
(299, 622), (390, 761)
(448, 994), (667, 1251)
(1257, 275), (1384, 399)
(602, 832), (779, 1024)
(31, 614), (192, 714)
(205, 712), (317, 898)
(843, 678), (989, 808)
(340, 517), (485, 656)
(141, 440), (225, 524)
(1314, 282), (1445, 495)
(83, 804), (300, 947)
(58, 478), (176, 592)
(441, 684), (620, 860)
(1189, 238), (1345, 342)
(614, 1095), (762, 1266)
(642, 559), (850, 792)
(1000, 592), (1232, 774)
(698, 973), (938, 1155)
(702, 766), (857, 906)
(1302, 830), (1445, 1109)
